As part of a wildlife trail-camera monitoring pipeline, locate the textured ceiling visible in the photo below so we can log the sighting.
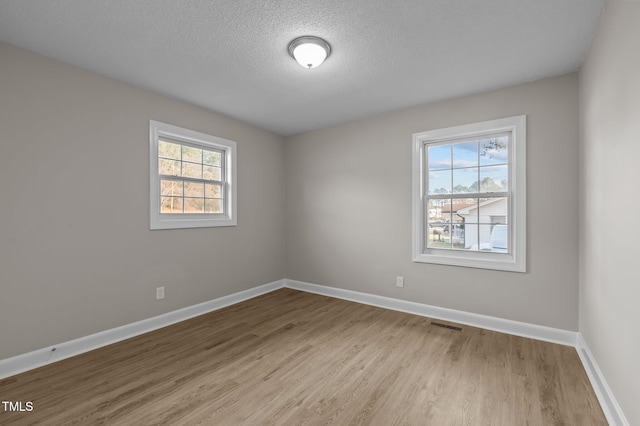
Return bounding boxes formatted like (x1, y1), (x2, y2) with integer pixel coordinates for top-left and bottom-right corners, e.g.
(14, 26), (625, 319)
(0, 0), (605, 135)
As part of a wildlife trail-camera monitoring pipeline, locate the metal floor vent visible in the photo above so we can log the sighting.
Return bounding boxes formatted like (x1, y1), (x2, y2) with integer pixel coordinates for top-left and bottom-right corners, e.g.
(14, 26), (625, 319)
(430, 321), (462, 331)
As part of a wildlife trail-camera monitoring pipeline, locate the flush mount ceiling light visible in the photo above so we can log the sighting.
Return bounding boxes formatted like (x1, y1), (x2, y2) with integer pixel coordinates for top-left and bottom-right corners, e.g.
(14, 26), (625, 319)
(288, 36), (331, 69)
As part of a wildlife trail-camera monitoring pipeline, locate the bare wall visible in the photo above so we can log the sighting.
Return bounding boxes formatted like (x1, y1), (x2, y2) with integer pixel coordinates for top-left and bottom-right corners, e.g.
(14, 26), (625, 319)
(0, 42), (286, 359)
(285, 73), (580, 330)
(579, 1), (640, 424)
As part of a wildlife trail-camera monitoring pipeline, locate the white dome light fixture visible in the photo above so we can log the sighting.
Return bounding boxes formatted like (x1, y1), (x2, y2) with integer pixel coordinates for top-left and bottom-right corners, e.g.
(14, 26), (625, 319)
(288, 36), (331, 69)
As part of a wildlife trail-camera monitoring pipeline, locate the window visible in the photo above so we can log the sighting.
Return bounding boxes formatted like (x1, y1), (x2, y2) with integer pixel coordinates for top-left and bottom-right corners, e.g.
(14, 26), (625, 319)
(412, 115), (526, 272)
(150, 120), (236, 230)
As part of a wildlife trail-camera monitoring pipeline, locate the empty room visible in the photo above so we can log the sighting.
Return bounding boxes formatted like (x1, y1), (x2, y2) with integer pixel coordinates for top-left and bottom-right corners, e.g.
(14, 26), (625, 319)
(0, 1), (637, 425)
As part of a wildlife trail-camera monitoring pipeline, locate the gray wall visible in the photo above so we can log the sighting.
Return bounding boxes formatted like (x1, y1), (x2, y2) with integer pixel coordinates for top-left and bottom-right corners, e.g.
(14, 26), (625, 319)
(0, 42), (286, 359)
(285, 73), (580, 330)
(579, 1), (640, 424)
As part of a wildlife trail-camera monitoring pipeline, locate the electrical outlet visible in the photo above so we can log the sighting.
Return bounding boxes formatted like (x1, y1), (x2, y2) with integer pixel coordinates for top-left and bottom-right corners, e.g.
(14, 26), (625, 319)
(156, 286), (165, 300)
(396, 276), (404, 288)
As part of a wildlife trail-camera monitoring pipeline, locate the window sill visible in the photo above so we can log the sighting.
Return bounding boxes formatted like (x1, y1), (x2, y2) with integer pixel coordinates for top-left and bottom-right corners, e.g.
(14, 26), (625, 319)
(150, 214), (236, 230)
(413, 251), (526, 272)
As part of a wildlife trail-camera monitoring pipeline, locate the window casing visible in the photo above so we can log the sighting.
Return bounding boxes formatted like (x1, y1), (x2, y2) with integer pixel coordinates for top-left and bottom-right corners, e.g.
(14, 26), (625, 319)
(412, 116), (526, 272)
(150, 120), (237, 230)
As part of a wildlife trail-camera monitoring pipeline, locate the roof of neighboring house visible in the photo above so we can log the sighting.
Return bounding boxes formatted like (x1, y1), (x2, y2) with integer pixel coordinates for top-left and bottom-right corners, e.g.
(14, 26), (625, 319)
(441, 201), (476, 213)
(457, 197), (506, 215)
(439, 197), (507, 215)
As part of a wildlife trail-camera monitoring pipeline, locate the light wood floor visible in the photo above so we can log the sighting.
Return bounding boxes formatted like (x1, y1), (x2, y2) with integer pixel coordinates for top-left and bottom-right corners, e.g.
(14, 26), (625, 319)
(0, 288), (606, 425)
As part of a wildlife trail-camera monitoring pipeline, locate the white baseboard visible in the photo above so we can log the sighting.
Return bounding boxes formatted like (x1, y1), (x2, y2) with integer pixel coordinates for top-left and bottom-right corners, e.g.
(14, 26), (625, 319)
(285, 279), (577, 346)
(0, 280), (284, 380)
(576, 333), (629, 426)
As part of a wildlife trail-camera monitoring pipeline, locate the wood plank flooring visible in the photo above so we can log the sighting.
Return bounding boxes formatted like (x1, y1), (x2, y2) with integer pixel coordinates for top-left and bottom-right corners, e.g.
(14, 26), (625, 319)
(0, 288), (607, 425)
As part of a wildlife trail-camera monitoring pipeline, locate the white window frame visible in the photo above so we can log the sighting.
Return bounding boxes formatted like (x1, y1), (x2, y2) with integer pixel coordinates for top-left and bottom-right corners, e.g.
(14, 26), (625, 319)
(150, 120), (237, 230)
(412, 115), (526, 272)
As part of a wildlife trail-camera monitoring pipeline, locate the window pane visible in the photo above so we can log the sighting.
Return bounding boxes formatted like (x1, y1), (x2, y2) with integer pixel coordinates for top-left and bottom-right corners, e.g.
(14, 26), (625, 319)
(184, 197), (204, 213)
(448, 198), (475, 250)
(205, 199), (223, 214)
(427, 224), (450, 249)
(159, 140), (181, 160)
(204, 166), (222, 181)
(478, 197), (509, 251)
(203, 150), (222, 166)
(442, 199), (457, 226)
(182, 162), (203, 179)
(450, 214), (466, 250)
(452, 168), (478, 193)
(478, 197), (508, 222)
(428, 144), (451, 170)
(161, 196), (183, 213)
(427, 199), (451, 250)
(182, 146), (202, 163)
(479, 165), (508, 192)
(452, 198), (479, 221)
(480, 136), (509, 166)
(492, 215), (507, 225)
(428, 169), (451, 194)
(477, 224), (494, 251)
(161, 180), (183, 196)
(205, 183), (222, 198)
(428, 199), (448, 224)
(184, 182), (204, 197)
(489, 224), (509, 251)
(452, 141), (478, 168)
(159, 159), (181, 176)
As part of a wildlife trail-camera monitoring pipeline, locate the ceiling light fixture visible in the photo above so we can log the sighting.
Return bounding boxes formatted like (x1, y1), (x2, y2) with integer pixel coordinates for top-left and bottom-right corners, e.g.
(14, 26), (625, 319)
(288, 36), (331, 69)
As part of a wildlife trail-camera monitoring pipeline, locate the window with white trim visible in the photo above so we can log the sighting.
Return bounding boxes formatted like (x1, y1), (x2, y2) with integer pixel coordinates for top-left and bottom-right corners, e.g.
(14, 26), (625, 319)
(150, 120), (236, 230)
(412, 115), (526, 272)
